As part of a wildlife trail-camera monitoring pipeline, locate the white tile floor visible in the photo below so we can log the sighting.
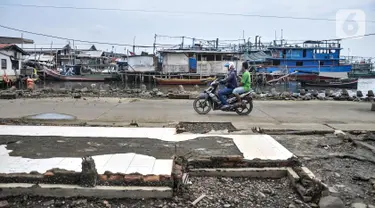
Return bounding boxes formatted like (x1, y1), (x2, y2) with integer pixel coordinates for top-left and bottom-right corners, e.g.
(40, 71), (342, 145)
(0, 145), (173, 175)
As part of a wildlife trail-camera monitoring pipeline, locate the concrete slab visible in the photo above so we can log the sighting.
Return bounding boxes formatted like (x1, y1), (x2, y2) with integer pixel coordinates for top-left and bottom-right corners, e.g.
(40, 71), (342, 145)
(0, 183), (173, 199)
(327, 123), (375, 131)
(189, 168), (288, 178)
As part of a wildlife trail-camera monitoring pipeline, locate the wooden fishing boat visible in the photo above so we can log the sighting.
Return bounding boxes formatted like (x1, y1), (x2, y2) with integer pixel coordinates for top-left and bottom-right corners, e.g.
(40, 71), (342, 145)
(43, 67), (119, 82)
(301, 78), (358, 89)
(153, 76), (216, 85)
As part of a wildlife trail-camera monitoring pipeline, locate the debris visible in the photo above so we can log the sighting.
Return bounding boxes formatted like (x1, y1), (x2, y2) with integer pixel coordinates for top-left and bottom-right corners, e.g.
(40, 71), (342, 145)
(288, 204), (297, 208)
(363, 132), (375, 141)
(191, 194), (206, 206)
(351, 202), (368, 208)
(0, 200), (9, 208)
(353, 140), (375, 154)
(73, 93), (82, 99)
(178, 85), (185, 92)
(258, 191), (266, 197)
(130, 120), (139, 127)
(301, 153), (375, 164)
(72, 199), (87, 205)
(42, 200), (55, 206)
(251, 126), (265, 134)
(318, 196), (345, 208)
(102, 200), (111, 208)
(334, 130), (346, 138)
(79, 156), (97, 187)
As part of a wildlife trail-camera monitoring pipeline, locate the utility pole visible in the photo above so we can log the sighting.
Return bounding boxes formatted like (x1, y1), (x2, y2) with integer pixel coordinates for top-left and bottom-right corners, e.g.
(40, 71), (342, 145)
(181, 36), (184, 49)
(133, 36), (136, 54)
(153, 34), (157, 54)
(21, 33), (24, 49)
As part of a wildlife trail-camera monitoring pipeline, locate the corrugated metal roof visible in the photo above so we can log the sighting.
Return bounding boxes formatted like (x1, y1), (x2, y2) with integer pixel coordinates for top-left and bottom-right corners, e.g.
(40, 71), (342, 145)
(0, 44), (28, 55)
(77, 50), (104, 58)
(159, 50), (242, 54)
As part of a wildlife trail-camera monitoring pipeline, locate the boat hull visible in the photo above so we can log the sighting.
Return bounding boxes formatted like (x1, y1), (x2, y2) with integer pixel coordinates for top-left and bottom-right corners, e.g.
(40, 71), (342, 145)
(43, 69), (118, 82)
(301, 79), (358, 89)
(258, 64), (352, 74)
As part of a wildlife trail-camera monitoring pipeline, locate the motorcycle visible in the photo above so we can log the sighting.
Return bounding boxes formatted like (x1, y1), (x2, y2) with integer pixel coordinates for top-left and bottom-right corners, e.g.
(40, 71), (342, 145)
(193, 78), (253, 115)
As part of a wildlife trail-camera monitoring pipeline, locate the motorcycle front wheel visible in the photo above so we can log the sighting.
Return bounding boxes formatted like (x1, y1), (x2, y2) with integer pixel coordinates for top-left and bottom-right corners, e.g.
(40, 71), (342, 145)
(235, 98), (253, 116)
(193, 97), (212, 115)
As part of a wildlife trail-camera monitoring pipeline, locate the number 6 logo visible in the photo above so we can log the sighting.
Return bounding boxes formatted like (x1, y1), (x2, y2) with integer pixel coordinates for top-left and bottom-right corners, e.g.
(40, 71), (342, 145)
(336, 9), (366, 39)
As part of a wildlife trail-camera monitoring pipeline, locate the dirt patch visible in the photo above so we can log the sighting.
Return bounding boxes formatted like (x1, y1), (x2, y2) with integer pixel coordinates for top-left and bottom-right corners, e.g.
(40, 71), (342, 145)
(176, 122), (237, 134)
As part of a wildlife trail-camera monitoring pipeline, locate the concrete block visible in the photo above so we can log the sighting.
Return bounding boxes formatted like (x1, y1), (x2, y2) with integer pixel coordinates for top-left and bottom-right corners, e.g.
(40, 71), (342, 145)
(287, 168), (300, 186)
(189, 168), (288, 178)
(301, 166), (316, 179)
(371, 103), (375, 111)
(0, 183), (173, 199)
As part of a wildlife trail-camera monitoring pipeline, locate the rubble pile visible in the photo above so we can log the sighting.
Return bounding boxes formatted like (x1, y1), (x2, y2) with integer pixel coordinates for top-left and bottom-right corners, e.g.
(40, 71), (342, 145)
(1, 85), (374, 102)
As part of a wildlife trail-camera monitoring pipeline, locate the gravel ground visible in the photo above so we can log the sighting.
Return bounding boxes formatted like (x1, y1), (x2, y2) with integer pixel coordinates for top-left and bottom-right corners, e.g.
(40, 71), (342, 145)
(177, 122), (237, 134)
(274, 134), (375, 206)
(5, 177), (309, 208)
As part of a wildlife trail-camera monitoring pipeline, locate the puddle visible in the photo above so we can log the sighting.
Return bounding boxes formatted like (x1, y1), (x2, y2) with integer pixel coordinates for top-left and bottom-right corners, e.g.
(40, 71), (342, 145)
(25, 113), (76, 120)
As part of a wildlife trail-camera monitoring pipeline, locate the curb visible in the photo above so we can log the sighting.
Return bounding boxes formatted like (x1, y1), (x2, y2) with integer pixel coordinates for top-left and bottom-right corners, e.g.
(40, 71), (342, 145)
(0, 183), (172, 199)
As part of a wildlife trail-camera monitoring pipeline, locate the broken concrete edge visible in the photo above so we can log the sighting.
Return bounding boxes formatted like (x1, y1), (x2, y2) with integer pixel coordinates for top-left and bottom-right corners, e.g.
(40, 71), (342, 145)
(187, 157), (301, 169)
(0, 118), (176, 128)
(188, 167), (288, 178)
(291, 166), (329, 204)
(0, 166), (175, 188)
(0, 183), (173, 199)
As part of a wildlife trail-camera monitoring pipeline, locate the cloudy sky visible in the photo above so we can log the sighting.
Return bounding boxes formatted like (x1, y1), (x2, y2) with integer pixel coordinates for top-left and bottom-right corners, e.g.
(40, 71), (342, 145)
(0, 0), (374, 58)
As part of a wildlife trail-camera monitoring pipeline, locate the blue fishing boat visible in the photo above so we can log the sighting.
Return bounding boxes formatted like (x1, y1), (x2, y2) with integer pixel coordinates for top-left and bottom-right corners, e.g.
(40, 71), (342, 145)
(257, 40), (352, 81)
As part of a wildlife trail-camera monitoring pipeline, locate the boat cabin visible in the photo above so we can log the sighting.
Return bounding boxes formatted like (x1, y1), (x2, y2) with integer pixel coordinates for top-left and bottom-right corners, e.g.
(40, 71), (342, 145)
(258, 40), (352, 74)
(159, 50), (242, 75)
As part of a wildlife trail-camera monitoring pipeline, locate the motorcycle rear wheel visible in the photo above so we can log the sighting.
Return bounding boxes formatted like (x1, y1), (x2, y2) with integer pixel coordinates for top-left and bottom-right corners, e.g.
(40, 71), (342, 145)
(235, 99), (253, 115)
(193, 97), (212, 115)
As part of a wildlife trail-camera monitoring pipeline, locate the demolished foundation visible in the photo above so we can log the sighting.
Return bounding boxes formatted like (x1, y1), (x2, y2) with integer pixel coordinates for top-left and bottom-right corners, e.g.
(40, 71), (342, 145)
(0, 125), (329, 204)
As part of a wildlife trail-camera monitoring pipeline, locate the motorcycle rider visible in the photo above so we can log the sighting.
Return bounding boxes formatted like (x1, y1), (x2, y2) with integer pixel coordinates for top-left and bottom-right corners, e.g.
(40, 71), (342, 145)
(218, 62), (238, 109)
(233, 61), (251, 106)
